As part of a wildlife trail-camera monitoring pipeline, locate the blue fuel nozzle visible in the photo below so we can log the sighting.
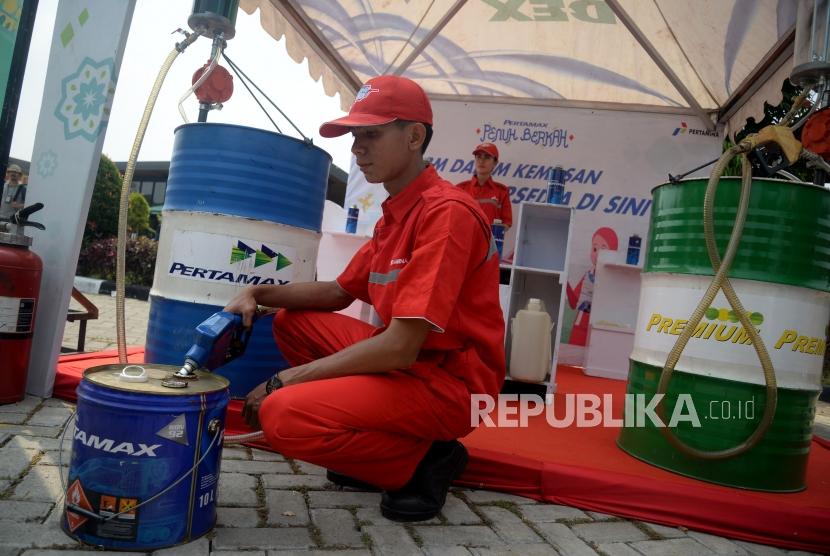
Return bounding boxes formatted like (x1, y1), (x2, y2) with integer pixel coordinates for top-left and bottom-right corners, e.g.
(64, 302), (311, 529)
(178, 311), (252, 376)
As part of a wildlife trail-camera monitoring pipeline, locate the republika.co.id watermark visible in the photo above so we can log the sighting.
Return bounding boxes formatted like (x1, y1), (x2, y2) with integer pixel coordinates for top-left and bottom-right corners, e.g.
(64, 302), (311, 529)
(471, 393), (757, 428)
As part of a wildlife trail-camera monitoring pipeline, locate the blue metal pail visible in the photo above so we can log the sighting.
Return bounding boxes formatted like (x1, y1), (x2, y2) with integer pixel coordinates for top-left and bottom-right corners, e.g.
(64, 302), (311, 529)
(62, 364), (229, 550)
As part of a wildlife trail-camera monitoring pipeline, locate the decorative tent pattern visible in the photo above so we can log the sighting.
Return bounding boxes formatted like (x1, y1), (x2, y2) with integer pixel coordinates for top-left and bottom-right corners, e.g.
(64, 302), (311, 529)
(240, 0), (797, 134)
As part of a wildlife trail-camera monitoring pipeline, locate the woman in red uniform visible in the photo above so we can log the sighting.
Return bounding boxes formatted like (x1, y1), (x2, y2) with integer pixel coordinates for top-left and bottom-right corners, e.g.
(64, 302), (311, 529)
(224, 75), (506, 522)
(455, 143), (512, 228)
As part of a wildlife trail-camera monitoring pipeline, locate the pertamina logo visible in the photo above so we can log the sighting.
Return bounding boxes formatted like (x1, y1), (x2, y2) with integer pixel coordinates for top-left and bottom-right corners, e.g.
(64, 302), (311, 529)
(672, 121), (718, 137)
(168, 239), (293, 286)
(230, 240), (292, 271)
(168, 232), (295, 286)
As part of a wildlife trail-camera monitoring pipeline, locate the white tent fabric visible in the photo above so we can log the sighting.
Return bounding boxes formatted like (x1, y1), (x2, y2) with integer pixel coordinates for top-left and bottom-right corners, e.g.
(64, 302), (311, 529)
(240, 0), (798, 135)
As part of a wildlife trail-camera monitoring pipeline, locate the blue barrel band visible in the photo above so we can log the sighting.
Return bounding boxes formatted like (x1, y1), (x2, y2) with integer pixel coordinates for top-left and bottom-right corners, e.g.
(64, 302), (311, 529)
(163, 124), (331, 231)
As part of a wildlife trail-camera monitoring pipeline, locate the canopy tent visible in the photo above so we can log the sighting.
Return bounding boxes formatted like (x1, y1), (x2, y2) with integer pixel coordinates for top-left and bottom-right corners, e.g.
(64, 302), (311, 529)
(239, 0), (798, 137)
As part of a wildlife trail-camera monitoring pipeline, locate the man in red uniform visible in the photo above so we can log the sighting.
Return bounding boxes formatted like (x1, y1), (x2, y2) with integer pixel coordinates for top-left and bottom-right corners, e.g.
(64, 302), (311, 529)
(224, 75), (505, 522)
(456, 143), (513, 228)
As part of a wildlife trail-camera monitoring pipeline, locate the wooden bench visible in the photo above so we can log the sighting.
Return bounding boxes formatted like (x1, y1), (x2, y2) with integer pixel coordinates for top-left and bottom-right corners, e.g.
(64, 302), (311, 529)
(63, 288), (99, 353)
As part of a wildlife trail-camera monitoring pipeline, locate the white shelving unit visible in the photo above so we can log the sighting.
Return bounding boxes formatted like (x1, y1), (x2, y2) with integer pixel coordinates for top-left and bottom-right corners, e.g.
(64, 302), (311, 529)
(583, 249), (643, 380)
(501, 202), (574, 398)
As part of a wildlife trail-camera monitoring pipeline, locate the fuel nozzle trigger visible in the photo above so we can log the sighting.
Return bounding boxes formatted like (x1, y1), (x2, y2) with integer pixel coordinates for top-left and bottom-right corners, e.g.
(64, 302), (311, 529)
(744, 125), (803, 177)
(178, 311), (253, 377)
(228, 322), (253, 362)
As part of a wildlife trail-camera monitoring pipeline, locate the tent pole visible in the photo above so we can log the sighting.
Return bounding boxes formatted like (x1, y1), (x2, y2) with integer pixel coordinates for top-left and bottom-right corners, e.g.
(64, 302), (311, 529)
(275, 0), (363, 92)
(393, 0), (467, 76)
(605, 0), (715, 132)
(431, 93), (701, 116)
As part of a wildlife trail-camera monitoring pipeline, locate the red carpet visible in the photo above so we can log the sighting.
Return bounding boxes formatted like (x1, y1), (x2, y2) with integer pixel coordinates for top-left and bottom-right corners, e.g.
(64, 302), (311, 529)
(55, 349), (830, 553)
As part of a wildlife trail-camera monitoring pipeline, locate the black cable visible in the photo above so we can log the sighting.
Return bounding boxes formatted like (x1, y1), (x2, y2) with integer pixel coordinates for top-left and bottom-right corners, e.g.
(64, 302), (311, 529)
(223, 53), (310, 141)
(222, 53), (282, 133)
(668, 156), (721, 184)
(223, 53), (296, 138)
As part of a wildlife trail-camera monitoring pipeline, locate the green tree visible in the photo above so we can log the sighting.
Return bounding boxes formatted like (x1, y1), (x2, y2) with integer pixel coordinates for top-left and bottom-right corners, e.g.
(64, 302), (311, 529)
(128, 192), (151, 236)
(83, 154), (122, 246)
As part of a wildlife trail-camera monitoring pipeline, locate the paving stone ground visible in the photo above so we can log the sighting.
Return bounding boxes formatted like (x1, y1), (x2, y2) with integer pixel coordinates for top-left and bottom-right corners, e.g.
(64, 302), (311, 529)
(0, 293), (824, 555)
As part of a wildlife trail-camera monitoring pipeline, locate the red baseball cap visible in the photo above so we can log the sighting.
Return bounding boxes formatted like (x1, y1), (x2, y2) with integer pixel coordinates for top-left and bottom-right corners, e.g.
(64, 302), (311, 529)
(319, 75), (433, 138)
(473, 143), (499, 159)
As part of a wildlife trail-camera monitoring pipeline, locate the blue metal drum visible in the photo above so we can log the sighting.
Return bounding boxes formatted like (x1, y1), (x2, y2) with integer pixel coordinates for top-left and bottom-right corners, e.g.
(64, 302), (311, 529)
(145, 124), (331, 397)
(63, 364), (229, 550)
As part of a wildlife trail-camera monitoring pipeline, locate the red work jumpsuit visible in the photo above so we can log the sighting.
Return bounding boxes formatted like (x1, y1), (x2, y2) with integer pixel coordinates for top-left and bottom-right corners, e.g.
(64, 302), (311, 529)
(259, 165), (506, 490)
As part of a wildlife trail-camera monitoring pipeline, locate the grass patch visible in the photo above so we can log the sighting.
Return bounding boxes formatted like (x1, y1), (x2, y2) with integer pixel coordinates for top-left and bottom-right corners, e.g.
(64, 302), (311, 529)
(452, 490), (490, 526)
(307, 523), (324, 547)
(632, 520), (664, 540)
(0, 451), (45, 500)
(486, 500), (521, 515)
(298, 489), (324, 547)
(360, 531), (374, 549)
(404, 524), (423, 548)
(254, 476), (268, 527)
(559, 517), (596, 526)
(286, 457), (303, 474)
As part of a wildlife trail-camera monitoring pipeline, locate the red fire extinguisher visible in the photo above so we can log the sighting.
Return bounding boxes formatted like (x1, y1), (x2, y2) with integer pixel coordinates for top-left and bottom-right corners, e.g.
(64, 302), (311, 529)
(0, 203), (45, 404)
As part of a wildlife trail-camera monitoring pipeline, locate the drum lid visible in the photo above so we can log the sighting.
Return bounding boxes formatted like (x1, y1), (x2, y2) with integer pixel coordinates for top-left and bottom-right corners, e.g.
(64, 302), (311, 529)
(83, 364), (229, 395)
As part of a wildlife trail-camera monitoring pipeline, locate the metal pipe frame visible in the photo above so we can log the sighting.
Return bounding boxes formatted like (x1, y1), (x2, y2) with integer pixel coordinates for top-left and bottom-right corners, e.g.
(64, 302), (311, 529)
(605, 0), (715, 131)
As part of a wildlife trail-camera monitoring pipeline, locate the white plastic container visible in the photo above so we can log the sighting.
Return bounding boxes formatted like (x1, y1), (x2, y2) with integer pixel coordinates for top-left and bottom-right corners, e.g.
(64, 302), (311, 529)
(509, 298), (553, 383)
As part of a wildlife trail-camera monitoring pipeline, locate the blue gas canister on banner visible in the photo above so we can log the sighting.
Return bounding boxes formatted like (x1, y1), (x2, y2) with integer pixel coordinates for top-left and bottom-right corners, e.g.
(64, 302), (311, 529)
(492, 219), (505, 259)
(547, 166), (566, 204)
(626, 234), (642, 265)
(345, 205), (359, 234)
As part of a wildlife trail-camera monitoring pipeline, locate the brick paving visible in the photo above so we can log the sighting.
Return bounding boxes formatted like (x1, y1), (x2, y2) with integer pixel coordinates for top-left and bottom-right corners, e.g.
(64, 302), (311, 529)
(0, 292), (824, 555)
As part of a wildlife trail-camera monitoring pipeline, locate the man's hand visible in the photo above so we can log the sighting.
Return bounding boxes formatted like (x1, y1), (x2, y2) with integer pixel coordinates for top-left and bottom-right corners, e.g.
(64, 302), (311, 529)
(242, 380), (269, 429)
(224, 288), (259, 328)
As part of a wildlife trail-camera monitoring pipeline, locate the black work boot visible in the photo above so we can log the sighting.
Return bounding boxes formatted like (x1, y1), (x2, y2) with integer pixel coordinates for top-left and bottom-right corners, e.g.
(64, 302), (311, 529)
(380, 440), (468, 522)
(326, 470), (381, 492)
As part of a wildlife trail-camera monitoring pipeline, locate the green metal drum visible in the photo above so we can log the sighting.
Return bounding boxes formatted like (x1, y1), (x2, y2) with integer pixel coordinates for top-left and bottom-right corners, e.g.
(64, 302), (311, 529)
(617, 177), (830, 492)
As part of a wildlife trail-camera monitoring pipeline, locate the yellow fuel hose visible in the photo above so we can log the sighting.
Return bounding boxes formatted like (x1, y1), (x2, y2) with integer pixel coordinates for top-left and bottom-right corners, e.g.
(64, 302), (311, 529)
(115, 47), (182, 363)
(655, 142), (778, 460)
(112, 35), (265, 444)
